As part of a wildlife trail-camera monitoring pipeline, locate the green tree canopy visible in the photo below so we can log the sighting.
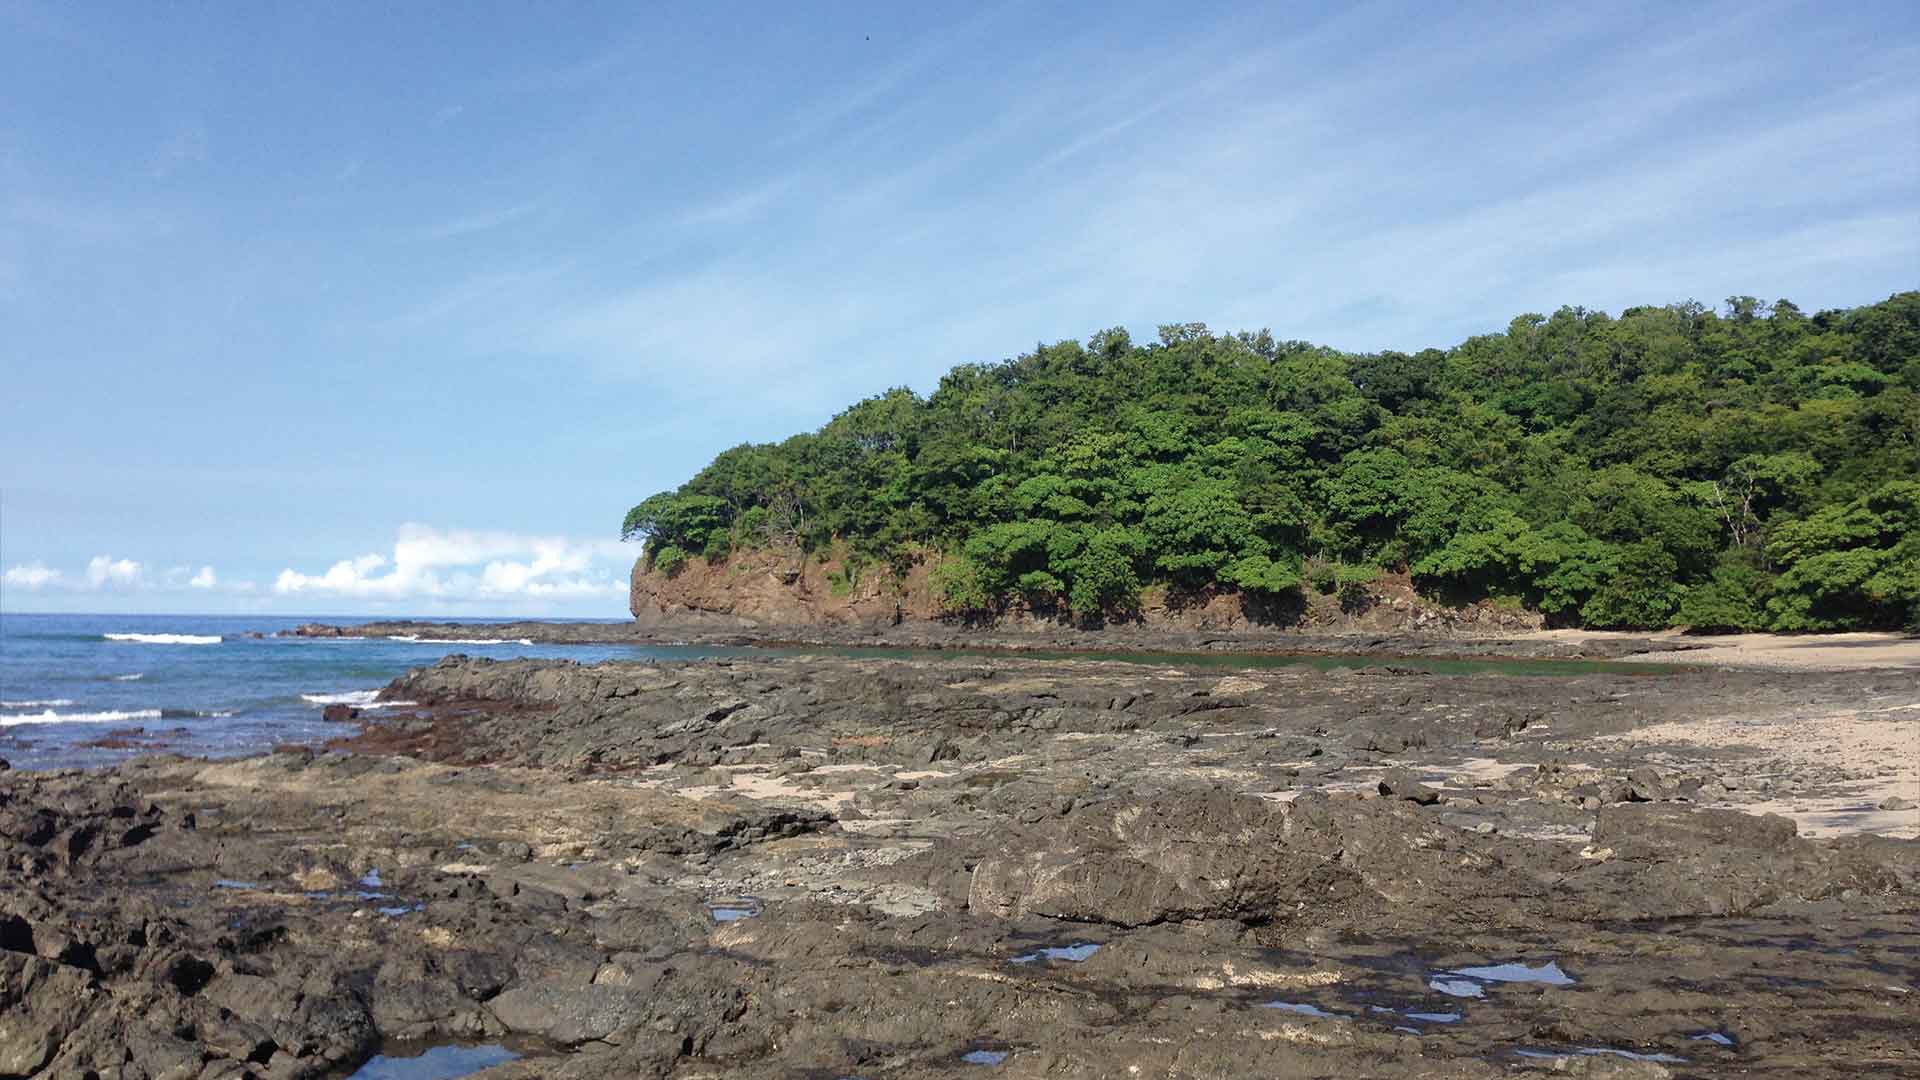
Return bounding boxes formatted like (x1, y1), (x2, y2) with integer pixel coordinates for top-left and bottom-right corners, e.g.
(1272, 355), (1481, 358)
(621, 292), (1920, 630)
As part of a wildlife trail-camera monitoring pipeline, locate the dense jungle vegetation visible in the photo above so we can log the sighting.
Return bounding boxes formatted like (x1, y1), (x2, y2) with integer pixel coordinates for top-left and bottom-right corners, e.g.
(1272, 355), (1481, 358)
(624, 293), (1920, 630)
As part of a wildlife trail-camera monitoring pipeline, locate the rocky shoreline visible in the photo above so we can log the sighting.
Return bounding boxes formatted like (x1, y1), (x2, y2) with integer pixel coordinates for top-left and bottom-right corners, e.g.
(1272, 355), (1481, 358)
(283, 619), (1703, 663)
(4, 650), (1917, 1076)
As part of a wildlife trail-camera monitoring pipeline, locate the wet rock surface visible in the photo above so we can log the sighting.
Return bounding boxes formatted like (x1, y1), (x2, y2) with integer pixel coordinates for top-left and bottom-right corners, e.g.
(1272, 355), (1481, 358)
(1, 652), (1915, 1077)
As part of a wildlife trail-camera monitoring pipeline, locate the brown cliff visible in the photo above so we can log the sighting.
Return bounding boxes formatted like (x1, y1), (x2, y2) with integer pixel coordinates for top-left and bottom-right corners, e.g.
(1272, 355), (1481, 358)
(628, 547), (939, 631)
(628, 549), (1546, 636)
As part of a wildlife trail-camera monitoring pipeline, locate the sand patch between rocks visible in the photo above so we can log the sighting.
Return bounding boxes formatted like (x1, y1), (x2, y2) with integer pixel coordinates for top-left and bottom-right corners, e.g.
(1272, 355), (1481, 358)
(1523, 629), (1920, 672)
(1595, 705), (1919, 838)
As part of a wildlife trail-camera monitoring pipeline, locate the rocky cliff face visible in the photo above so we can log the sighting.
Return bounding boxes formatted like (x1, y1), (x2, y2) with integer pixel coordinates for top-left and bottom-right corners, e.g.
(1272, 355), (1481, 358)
(629, 550), (1546, 635)
(628, 548), (940, 631)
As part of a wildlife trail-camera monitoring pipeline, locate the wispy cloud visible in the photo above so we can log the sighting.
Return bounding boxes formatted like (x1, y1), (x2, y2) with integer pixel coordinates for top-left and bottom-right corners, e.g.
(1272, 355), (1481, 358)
(381, 262), (573, 332)
(374, 0), (1918, 427)
(766, 13), (989, 152)
(2, 195), (173, 244)
(422, 197), (545, 240)
(535, 265), (883, 419)
(673, 176), (798, 230)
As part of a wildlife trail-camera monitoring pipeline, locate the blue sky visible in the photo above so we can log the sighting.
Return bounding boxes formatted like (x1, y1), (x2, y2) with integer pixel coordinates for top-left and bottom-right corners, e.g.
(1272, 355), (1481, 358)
(2, 0), (1916, 617)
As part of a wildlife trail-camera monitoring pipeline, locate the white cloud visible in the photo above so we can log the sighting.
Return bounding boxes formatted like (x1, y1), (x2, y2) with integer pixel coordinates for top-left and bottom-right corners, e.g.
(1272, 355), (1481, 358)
(85, 556), (144, 590)
(273, 523), (629, 603)
(3, 559), (252, 599)
(3, 562), (63, 589)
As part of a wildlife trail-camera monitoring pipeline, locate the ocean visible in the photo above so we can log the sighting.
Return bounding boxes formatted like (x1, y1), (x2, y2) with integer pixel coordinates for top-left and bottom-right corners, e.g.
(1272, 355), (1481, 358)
(0, 612), (753, 771)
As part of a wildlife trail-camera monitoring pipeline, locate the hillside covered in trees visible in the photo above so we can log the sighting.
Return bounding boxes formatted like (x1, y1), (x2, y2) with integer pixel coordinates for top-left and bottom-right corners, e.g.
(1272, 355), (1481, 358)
(623, 293), (1920, 631)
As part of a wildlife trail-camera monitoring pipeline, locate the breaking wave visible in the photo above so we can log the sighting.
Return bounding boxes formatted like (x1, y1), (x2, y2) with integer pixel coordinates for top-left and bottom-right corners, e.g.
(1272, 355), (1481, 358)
(387, 635), (534, 646)
(1, 699), (77, 709)
(301, 690), (416, 710)
(103, 633), (222, 645)
(301, 690), (381, 707)
(1, 708), (163, 728)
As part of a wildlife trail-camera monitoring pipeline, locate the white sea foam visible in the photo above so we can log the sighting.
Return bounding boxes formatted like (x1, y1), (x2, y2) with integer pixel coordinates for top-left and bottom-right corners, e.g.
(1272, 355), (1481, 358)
(113, 673), (145, 681)
(103, 633), (222, 645)
(387, 635), (534, 646)
(0, 708), (163, 728)
(302, 690), (381, 707)
(301, 690), (416, 710)
(1, 699), (77, 709)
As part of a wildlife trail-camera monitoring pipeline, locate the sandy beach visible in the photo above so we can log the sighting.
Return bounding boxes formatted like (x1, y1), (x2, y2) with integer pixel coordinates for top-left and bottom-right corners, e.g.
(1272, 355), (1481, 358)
(1523, 628), (1920, 672)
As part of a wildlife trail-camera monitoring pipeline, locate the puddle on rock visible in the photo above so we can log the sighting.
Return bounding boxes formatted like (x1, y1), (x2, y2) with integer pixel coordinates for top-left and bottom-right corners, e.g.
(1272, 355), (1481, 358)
(1366, 1003), (1461, 1025)
(961, 1049), (1009, 1066)
(1431, 959), (1575, 997)
(1428, 977), (1486, 998)
(346, 1042), (519, 1079)
(352, 868), (393, 900)
(213, 879), (259, 890)
(1448, 960), (1575, 985)
(709, 898), (762, 922)
(1010, 942), (1101, 964)
(1691, 1031), (1736, 1047)
(1261, 1000), (1338, 1019)
(1516, 1047), (1687, 1064)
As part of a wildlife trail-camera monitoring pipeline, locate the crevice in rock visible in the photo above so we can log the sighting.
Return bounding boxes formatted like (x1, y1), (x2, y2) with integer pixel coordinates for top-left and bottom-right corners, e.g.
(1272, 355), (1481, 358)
(167, 955), (215, 996)
(0, 914), (35, 955)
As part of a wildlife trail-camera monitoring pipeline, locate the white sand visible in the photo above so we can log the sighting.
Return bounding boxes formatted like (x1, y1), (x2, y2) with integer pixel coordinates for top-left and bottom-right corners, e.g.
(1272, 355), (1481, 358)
(1595, 699), (1920, 839)
(1522, 629), (1920, 672)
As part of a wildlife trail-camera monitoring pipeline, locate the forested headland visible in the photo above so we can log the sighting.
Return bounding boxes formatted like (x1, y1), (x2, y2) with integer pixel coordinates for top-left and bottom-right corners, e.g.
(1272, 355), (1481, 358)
(624, 293), (1919, 632)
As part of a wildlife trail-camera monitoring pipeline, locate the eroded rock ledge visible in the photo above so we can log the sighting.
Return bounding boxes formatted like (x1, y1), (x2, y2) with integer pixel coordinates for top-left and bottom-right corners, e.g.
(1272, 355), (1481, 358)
(283, 616), (1696, 662)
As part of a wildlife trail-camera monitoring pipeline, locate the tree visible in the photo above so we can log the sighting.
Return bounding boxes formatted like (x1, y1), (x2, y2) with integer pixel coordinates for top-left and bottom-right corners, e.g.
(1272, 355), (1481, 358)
(1765, 481), (1920, 630)
(618, 292), (1920, 631)
(622, 493), (730, 553)
(1697, 452), (1820, 552)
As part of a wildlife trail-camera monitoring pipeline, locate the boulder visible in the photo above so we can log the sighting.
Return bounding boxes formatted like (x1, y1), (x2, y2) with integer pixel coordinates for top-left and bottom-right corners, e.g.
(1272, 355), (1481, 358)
(969, 789), (1350, 926)
(1377, 768), (1442, 805)
(1573, 804), (1905, 918)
